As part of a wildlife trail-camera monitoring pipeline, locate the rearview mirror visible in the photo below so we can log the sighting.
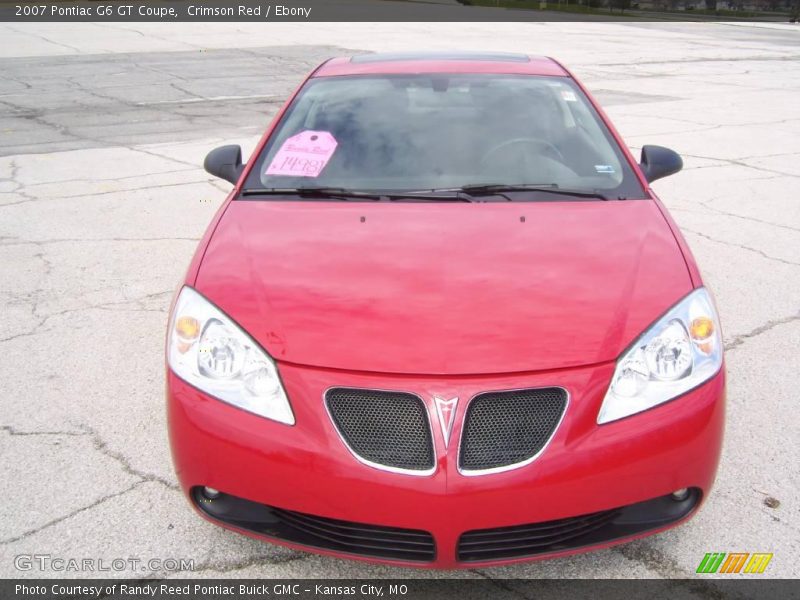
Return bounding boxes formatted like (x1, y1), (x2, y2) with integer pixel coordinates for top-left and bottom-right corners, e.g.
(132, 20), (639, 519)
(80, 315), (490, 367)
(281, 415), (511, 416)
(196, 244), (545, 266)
(204, 145), (245, 185)
(639, 145), (682, 183)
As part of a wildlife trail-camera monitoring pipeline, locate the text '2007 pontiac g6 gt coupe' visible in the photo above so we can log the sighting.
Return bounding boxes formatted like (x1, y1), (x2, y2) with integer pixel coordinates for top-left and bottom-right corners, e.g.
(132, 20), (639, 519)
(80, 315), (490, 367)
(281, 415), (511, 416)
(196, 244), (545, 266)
(166, 52), (725, 568)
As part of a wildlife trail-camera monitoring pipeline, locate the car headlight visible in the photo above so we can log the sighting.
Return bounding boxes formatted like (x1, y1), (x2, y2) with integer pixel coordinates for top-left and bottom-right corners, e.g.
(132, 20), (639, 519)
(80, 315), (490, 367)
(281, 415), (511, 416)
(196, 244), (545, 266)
(167, 286), (294, 425)
(597, 287), (722, 424)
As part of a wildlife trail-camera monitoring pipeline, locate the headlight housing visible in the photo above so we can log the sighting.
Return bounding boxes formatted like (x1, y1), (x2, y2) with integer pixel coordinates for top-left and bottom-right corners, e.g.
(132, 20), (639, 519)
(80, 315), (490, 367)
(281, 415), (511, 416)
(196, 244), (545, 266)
(598, 287), (722, 424)
(167, 286), (294, 425)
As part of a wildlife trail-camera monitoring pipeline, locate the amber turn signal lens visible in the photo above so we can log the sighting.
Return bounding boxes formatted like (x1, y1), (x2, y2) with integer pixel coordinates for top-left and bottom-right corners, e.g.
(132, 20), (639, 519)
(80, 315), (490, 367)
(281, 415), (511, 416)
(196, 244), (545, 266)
(689, 316), (714, 341)
(175, 316), (200, 340)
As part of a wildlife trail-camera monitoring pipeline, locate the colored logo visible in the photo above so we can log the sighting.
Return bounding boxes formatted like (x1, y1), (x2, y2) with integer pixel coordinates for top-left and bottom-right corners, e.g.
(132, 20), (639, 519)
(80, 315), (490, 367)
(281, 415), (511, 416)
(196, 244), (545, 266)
(433, 396), (458, 447)
(697, 552), (773, 574)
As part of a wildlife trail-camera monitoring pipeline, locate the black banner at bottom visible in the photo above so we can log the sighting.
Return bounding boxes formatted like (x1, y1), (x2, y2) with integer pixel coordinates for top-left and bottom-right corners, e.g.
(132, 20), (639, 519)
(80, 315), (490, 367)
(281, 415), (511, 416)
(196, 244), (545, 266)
(3, 579), (800, 600)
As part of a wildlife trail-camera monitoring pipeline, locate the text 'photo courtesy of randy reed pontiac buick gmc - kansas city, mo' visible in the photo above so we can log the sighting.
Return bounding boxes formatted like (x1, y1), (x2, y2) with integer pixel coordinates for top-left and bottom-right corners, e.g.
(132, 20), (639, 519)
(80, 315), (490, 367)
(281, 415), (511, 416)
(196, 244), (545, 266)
(165, 52), (726, 569)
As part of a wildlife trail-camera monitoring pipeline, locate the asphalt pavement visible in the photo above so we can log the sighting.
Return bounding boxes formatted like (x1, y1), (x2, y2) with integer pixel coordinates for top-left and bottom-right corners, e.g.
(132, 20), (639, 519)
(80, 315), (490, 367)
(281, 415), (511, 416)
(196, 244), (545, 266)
(0, 21), (798, 583)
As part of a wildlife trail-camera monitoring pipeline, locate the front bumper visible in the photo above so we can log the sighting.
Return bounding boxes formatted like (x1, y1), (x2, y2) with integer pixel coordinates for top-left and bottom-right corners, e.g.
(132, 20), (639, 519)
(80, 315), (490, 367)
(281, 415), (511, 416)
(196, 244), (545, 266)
(167, 361), (725, 569)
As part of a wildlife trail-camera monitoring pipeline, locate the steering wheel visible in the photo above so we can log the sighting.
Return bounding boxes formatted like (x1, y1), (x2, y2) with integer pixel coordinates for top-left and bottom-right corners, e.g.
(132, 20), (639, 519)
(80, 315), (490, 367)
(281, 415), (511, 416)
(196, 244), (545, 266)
(480, 137), (565, 167)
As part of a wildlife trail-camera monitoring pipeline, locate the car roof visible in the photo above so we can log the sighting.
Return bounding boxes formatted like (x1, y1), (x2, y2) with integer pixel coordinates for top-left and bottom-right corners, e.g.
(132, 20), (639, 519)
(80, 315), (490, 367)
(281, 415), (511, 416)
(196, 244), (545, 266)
(313, 52), (569, 78)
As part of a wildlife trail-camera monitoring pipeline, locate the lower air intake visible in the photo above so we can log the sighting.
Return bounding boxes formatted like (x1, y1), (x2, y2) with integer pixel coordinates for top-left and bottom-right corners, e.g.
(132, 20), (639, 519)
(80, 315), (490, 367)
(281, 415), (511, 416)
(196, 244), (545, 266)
(457, 489), (702, 562)
(193, 488), (436, 562)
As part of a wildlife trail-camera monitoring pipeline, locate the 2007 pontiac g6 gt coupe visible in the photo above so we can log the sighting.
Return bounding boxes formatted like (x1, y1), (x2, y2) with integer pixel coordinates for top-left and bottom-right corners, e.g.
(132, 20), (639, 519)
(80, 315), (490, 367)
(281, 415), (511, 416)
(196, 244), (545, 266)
(166, 53), (725, 568)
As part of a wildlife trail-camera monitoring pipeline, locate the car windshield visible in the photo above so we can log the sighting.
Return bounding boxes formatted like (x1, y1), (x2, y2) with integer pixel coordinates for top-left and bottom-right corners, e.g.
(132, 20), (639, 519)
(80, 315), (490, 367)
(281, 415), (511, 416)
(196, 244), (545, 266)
(243, 74), (645, 199)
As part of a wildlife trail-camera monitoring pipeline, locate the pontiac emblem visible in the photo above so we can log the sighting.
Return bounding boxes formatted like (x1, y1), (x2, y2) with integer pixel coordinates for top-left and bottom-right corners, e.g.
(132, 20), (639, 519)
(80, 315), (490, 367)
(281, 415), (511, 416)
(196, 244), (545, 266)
(433, 396), (458, 447)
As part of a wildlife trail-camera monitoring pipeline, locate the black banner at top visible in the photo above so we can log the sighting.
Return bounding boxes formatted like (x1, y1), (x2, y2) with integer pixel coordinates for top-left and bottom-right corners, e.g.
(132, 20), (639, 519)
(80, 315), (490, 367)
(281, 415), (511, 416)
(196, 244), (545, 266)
(1, 0), (797, 22)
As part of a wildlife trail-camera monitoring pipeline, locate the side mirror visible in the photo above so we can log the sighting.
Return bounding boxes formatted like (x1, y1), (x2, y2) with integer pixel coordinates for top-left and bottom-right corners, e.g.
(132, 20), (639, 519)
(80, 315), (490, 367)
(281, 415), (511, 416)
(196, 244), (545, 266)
(639, 145), (683, 183)
(204, 145), (244, 185)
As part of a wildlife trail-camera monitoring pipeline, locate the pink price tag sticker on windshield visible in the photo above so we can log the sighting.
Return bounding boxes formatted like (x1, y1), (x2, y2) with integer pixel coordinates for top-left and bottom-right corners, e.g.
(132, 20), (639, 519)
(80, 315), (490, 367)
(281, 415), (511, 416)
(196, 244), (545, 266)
(265, 130), (338, 178)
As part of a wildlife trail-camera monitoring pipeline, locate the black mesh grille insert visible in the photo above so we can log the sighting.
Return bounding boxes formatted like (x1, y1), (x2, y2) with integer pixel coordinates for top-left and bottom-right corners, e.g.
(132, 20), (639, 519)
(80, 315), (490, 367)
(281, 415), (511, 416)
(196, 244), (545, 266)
(459, 388), (567, 472)
(326, 388), (434, 472)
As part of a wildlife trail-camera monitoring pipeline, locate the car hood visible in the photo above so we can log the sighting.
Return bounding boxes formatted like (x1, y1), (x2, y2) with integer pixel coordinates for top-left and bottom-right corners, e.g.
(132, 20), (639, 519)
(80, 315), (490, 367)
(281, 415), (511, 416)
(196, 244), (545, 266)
(195, 200), (692, 375)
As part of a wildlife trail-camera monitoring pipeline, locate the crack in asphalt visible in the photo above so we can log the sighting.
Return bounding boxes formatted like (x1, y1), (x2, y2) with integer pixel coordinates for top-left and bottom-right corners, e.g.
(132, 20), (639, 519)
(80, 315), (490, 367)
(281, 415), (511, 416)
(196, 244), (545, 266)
(0, 159), (39, 207)
(0, 425), (87, 437)
(601, 54), (800, 68)
(0, 285), (175, 343)
(3, 24), (83, 53)
(0, 93), (231, 158)
(27, 178), (216, 201)
(0, 421), (179, 545)
(0, 481), (144, 545)
(2, 418), (309, 575)
(209, 179), (233, 193)
(0, 320), (49, 343)
(182, 551), (309, 576)
(725, 311), (800, 352)
(469, 570), (533, 599)
(130, 146), (202, 170)
(82, 424), (179, 491)
(693, 197), (800, 234)
(0, 44), (345, 158)
(680, 152), (800, 180)
(0, 151), (219, 208)
(680, 227), (800, 268)
(613, 542), (687, 578)
(0, 159), (214, 206)
(20, 167), (198, 187)
(613, 543), (736, 599)
(0, 237), (200, 247)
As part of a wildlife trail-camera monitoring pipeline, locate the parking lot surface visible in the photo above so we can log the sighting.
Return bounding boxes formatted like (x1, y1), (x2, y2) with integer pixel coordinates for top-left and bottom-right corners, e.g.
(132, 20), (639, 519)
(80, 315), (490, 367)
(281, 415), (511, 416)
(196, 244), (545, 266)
(0, 21), (798, 583)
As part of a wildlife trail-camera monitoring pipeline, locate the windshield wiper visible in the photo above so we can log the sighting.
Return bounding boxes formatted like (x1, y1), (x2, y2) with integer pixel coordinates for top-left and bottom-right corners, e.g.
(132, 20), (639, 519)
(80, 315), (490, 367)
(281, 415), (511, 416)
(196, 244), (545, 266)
(240, 187), (475, 202)
(390, 190), (475, 202)
(240, 187), (383, 201)
(456, 183), (609, 201)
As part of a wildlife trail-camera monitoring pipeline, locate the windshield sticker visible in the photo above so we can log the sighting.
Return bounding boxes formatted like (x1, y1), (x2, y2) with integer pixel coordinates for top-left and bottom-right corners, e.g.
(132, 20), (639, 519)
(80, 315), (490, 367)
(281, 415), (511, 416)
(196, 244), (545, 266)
(595, 165), (616, 174)
(561, 90), (577, 102)
(265, 130), (338, 178)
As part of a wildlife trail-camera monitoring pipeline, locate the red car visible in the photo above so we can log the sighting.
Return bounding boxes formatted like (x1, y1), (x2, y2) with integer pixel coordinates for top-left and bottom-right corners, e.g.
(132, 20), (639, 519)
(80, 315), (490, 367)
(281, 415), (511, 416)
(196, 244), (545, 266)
(166, 52), (725, 568)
